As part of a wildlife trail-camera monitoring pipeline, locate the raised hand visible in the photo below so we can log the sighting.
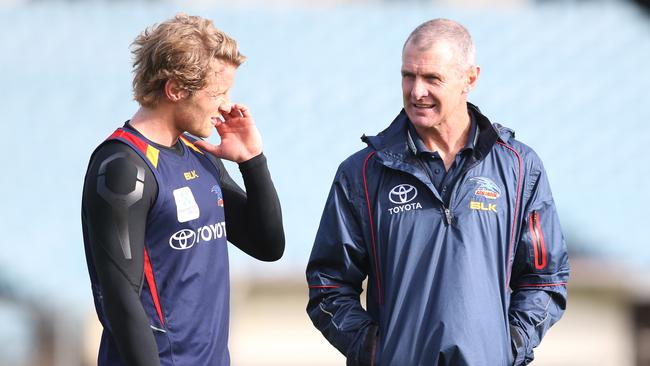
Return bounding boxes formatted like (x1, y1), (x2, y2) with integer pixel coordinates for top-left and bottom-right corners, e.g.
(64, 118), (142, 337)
(194, 103), (263, 163)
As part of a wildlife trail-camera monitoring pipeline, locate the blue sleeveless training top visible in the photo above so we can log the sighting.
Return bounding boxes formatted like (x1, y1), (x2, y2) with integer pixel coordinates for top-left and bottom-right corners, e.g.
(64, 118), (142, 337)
(95, 127), (231, 365)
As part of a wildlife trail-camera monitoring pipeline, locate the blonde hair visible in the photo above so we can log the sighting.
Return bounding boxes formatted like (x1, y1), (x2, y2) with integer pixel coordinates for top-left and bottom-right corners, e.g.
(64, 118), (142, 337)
(131, 13), (246, 107)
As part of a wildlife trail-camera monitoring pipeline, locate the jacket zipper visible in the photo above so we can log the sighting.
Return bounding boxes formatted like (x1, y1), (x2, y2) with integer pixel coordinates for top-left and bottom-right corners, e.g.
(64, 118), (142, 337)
(443, 208), (453, 225)
(529, 211), (547, 270)
(444, 158), (483, 225)
(415, 156), (481, 226)
(413, 157), (454, 225)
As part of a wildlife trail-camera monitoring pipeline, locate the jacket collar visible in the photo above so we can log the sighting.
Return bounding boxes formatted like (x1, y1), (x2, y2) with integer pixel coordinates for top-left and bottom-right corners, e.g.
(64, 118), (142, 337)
(360, 103), (503, 203)
(361, 102), (500, 162)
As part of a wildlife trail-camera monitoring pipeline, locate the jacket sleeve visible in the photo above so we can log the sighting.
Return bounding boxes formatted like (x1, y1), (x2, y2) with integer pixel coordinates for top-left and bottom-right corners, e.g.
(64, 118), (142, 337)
(508, 157), (570, 365)
(306, 166), (379, 366)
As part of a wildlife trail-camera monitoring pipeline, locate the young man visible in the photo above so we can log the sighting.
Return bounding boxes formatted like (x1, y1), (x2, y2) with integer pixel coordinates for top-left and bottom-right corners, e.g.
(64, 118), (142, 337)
(82, 14), (284, 365)
(307, 19), (569, 365)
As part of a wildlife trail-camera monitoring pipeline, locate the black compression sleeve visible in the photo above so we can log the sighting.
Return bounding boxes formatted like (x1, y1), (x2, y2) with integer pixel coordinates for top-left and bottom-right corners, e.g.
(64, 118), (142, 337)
(211, 153), (285, 261)
(82, 141), (160, 366)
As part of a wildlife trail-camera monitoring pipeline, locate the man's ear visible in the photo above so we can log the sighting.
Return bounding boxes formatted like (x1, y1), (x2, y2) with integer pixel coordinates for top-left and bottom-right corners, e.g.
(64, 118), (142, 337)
(164, 79), (189, 102)
(464, 65), (480, 94)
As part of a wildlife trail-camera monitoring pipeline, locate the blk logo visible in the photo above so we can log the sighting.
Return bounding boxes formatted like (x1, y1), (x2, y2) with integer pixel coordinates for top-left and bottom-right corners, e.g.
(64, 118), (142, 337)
(470, 201), (497, 213)
(184, 170), (199, 180)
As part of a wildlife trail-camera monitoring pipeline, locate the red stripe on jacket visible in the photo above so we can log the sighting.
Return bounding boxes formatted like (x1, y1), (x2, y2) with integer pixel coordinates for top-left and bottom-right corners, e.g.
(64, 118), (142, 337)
(363, 151), (382, 305)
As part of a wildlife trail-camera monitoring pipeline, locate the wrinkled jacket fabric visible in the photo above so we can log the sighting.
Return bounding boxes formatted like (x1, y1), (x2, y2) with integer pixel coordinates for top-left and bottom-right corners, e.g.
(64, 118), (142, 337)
(306, 104), (569, 366)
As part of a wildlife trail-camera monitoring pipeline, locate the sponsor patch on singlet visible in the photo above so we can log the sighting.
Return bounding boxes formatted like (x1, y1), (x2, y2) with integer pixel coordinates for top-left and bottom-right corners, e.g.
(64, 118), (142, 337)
(173, 186), (200, 222)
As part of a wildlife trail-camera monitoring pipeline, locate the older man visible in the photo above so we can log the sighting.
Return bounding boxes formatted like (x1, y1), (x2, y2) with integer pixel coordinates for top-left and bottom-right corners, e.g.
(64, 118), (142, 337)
(307, 18), (569, 365)
(82, 14), (284, 365)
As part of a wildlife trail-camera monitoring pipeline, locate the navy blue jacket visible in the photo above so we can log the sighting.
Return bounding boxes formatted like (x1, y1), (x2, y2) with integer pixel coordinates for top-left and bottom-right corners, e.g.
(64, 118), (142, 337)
(306, 104), (569, 366)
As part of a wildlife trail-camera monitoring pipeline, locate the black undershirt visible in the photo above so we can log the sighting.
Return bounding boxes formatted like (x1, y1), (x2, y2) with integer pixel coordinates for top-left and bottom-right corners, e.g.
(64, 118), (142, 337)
(81, 127), (284, 365)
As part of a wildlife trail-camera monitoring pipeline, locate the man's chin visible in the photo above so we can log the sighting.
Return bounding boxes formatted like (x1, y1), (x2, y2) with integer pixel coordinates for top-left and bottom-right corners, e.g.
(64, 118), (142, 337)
(406, 112), (435, 128)
(188, 126), (213, 139)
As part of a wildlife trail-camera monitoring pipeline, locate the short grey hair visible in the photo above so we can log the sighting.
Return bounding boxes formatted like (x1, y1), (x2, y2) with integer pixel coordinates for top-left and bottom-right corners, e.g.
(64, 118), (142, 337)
(403, 18), (476, 70)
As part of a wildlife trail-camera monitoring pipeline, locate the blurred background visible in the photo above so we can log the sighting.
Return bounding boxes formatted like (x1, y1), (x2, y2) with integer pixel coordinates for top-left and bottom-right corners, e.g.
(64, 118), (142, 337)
(1, 0), (649, 364)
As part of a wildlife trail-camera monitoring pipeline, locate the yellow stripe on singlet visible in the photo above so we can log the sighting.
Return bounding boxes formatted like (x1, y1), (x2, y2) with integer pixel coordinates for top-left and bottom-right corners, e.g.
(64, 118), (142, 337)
(146, 145), (160, 168)
(179, 136), (204, 155)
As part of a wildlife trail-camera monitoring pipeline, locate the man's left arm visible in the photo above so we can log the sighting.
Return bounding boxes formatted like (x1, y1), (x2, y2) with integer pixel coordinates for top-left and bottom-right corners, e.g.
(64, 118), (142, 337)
(508, 158), (570, 365)
(213, 153), (285, 261)
(194, 103), (285, 261)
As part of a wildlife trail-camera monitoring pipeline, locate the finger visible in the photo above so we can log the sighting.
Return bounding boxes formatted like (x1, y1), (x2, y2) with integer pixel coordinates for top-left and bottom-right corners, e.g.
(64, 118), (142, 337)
(193, 140), (225, 158)
(220, 106), (241, 122)
(223, 108), (241, 120)
(226, 104), (244, 120)
(233, 103), (251, 118)
(214, 121), (226, 135)
(212, 117), (231, 135)
(211, 116), (224, 127)
(218, 103), (233, 117)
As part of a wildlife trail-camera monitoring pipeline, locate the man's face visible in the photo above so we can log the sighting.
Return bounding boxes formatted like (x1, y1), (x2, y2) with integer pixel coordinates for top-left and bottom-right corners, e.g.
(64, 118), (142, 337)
(401, 40), (474, 130)
(176, 59), (236, 138)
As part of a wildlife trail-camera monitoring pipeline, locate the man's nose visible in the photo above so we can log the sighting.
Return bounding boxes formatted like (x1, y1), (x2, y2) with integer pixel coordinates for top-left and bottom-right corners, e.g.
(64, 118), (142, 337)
(217, 95), (231, 109)
(411, 78), (427, 99)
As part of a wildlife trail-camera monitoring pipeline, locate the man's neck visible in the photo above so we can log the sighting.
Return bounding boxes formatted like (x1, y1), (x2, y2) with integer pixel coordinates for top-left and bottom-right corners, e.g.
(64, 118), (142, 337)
(129, 105), (181, 147)
(414, 109), (471, 170)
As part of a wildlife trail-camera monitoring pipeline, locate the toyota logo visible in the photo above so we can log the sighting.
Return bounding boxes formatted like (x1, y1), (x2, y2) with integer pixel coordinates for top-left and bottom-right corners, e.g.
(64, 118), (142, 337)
(169, 229), (197, 250)
(389, 184), (418, 204)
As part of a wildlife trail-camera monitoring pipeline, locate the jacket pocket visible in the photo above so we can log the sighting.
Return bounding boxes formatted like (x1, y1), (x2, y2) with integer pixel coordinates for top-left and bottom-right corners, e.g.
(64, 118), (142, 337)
(528, 211), (547, 270)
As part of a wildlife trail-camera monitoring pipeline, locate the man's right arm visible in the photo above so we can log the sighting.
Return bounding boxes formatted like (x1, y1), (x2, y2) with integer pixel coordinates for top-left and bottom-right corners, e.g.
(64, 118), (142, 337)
(82, 141), (160, 366)
(306, 167), (378, 366)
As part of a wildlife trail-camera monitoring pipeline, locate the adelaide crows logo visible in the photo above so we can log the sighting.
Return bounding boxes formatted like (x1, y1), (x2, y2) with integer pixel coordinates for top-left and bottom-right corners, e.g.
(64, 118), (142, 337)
(468, 177), (501, 200)
(211, 185), (224, 207)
